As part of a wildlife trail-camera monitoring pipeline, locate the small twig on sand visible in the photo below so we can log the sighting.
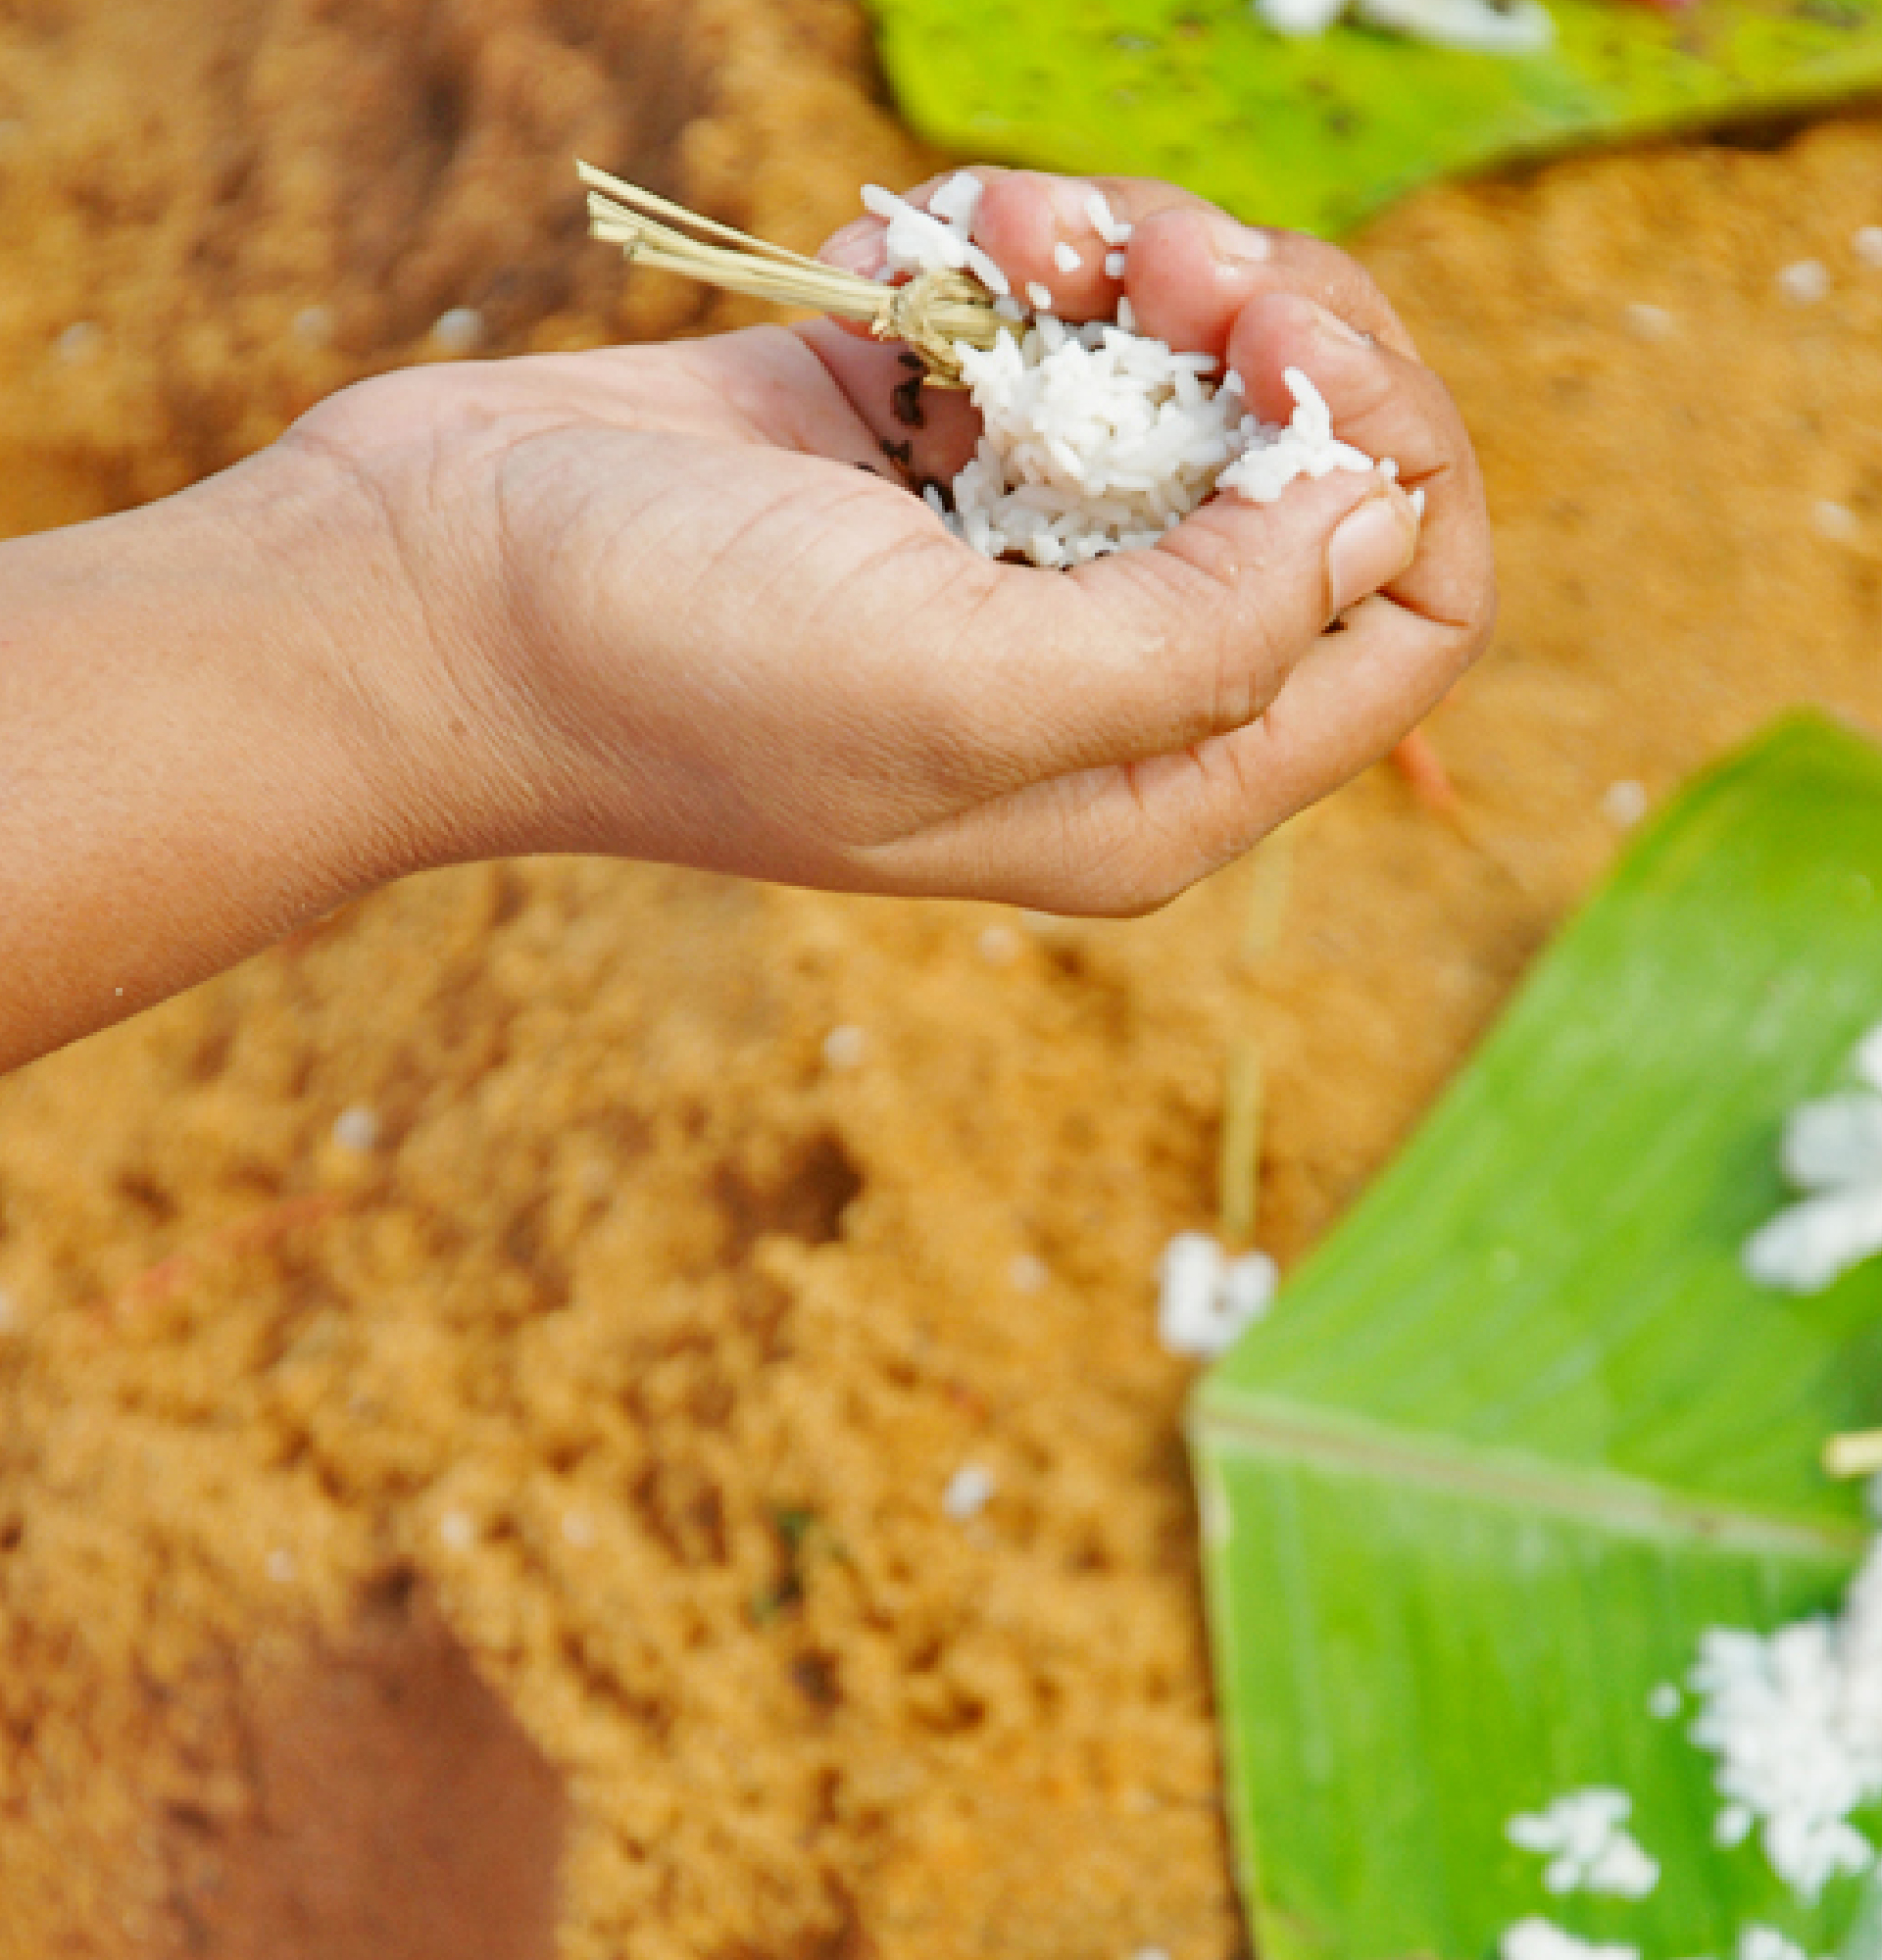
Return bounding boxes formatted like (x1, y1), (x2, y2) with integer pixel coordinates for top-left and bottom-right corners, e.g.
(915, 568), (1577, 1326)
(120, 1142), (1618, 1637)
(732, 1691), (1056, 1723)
(104, 1193), (351, 1321)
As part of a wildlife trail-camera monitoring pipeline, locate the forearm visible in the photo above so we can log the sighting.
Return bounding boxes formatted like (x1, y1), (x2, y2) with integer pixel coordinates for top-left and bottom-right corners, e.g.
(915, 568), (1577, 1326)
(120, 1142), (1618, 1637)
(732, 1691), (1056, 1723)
(0, 446), (442, 1071)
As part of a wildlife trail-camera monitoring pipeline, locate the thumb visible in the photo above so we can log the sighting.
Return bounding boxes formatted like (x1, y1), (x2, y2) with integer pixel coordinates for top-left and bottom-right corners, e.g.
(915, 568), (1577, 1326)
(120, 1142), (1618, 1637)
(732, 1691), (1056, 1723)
(1000, 466), (1418, 784)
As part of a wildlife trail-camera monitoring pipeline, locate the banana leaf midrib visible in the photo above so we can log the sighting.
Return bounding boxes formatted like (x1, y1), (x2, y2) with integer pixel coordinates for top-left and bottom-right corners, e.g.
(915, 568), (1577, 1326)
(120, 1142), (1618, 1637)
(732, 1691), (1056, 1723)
(1193, 1391), (1872, 1559)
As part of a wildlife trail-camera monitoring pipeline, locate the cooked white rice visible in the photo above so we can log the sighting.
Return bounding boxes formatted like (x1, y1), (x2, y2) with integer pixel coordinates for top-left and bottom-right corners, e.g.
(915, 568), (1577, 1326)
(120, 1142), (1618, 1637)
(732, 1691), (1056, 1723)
(1506, 1788), (1659, 1898)
(1740, 1929), (1818, 1960)
(1500, 1919), (1636, 1960)
(1744, 1020), (1882, 1292)
(1489, 1027), (1882, 1960)
(1685, 1543), (1882, 1902)
(1084, 187), (1133, 247)
(1259, 0), (1554, 51)
(862, 175), (1010, 298)
(949, 321), (1380, 567)
(857, 174), (1392, 567)
(1156, 1231), (1276, 1358)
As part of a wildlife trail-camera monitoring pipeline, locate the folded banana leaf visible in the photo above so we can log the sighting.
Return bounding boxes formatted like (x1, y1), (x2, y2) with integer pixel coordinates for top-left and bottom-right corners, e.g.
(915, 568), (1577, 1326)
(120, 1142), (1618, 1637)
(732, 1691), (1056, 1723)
(1191, 714), (1882, 1960)
(866, 0), (1882, 237)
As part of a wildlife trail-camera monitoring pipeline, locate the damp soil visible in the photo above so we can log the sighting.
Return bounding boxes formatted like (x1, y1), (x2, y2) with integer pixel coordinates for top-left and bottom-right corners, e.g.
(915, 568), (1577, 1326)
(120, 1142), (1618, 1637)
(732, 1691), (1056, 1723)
(2, 4), (1881, 1956)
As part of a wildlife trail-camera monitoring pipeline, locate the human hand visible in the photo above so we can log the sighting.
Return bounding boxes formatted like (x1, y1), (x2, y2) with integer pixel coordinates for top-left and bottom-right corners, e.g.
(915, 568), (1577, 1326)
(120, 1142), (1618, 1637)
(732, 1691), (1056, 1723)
(292, 167), (1495, 914)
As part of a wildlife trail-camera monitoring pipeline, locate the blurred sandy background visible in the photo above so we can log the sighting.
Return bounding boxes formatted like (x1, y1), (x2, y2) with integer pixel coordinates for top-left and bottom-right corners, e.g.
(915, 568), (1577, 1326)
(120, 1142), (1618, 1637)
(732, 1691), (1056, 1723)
(1, 4), (1880, 1955)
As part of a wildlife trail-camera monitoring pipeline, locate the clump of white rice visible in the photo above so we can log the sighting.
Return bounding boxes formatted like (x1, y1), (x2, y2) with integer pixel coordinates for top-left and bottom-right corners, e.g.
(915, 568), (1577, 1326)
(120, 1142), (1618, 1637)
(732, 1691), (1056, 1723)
(1684, 1534), (1882, 1901)
(1503, 1925), (1826, 1960)
(1257, 0), (1554, 53)
(859, 175), (1398, 569)
(1506, 1788), (1659, 1898)
(1743, 1020), (1882, 1293)
(864, 172), (1010, 298)
(1501, 1918), (1636, 1960)
(1740, 1929), (1823, 1960)
(1157, 1230), (1277, 1357)
(942, 322), (1380, 567)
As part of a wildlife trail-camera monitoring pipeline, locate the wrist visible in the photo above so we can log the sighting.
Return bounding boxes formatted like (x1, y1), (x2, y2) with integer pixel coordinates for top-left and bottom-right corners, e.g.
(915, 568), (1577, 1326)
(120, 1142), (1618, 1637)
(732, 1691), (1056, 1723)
(0, 436), (474, 1066)
(190, 417), (542, 887)
(265, 377), (566, 875)
(151, 442), (450, 896)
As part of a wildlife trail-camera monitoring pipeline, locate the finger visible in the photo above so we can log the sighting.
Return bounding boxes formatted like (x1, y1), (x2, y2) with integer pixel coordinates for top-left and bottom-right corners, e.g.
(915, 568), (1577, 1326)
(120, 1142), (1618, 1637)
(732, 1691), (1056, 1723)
(1225, 292), (1493, 636)
(1121, 204), (1418, 361)
(818, 167), (1415, 357)
(911, 464), (1417, 802)
(807, 168), (1423, 492)
(795, 315), (985, 489)
(853, 587), (1476, 915)
(537, 328), (930, 492)
(818, 168), (1190, 325)
(964, 171), (1191, 320)
(967, 174), (1416, 354)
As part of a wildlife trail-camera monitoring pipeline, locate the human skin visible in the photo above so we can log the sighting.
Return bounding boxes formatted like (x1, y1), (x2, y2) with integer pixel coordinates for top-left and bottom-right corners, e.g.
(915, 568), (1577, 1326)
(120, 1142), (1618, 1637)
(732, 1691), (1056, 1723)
(0, 170), (1494, 1073)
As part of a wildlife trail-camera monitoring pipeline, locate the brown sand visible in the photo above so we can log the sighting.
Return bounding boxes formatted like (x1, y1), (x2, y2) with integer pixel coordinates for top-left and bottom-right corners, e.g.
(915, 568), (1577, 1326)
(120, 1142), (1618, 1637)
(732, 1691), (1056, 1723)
(1, 3), (1881, 1954)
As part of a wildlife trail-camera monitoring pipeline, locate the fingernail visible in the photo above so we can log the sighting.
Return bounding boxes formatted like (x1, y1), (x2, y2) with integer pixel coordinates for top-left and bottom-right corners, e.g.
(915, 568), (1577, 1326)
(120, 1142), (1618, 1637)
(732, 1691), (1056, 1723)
(1048, 176), (1098, 231)
(1325, 494), (1415, 620)
(1274, 293), (1372, 349)
(1207, 214), (1272, 268)
(821, 218), (885, 276)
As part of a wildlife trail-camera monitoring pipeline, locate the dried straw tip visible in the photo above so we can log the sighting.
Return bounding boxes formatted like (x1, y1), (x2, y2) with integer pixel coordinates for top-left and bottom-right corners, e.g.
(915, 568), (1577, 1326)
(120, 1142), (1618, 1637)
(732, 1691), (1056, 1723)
(576, 161), (1006, 387)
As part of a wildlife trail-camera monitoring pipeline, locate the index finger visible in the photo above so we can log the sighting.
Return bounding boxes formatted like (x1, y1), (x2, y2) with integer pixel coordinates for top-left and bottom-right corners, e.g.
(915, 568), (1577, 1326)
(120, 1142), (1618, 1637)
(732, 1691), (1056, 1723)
(821, 169), (1416, 361)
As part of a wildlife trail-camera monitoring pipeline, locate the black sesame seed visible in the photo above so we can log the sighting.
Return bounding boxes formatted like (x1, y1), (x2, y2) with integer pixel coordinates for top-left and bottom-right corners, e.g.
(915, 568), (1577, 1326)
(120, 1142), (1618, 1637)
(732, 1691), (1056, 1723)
(890, 374), (926, 429)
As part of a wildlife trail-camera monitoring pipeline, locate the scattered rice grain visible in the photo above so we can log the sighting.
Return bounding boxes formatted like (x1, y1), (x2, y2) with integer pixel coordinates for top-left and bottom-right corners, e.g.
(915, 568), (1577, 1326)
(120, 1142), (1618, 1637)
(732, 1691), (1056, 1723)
(1010, 1252), (1049, 1293)
(292, 304), (335, 348)
(1602, 780), (1649, 828)
(1506, 1788), (1659, 1898)
(437, 1508), (476, 1549)
(1158, 1231), (1276, 1357)
(55, 321), (99, 365)
(1777, 260), (1830, 304)
(1624, 302), (1675, 341)
(1814, 500), (1859, 544)
(820, 1025), (867, 1071)
(431, 306), (484, 354)
(1501, 1917), (1636, 1960)
(1084, 188), (1132, 246)
(943, 1464), (996, 1520)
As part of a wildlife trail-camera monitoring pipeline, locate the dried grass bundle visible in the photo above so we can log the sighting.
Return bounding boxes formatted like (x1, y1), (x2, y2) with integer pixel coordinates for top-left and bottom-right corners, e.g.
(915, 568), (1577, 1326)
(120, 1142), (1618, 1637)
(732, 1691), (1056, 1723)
(578, 162), (1004, 386)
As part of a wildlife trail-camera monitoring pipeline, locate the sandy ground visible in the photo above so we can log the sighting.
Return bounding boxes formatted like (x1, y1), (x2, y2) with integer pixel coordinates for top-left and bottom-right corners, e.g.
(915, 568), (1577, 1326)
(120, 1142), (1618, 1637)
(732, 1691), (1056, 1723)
(1, 3), (1880, 1955)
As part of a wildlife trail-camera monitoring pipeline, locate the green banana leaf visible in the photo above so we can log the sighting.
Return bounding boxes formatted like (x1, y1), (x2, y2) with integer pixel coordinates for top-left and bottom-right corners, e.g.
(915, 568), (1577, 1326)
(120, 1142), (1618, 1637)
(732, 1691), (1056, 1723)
(1191, 713), (1882, 1960)
(866, 0), (1882, 236)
